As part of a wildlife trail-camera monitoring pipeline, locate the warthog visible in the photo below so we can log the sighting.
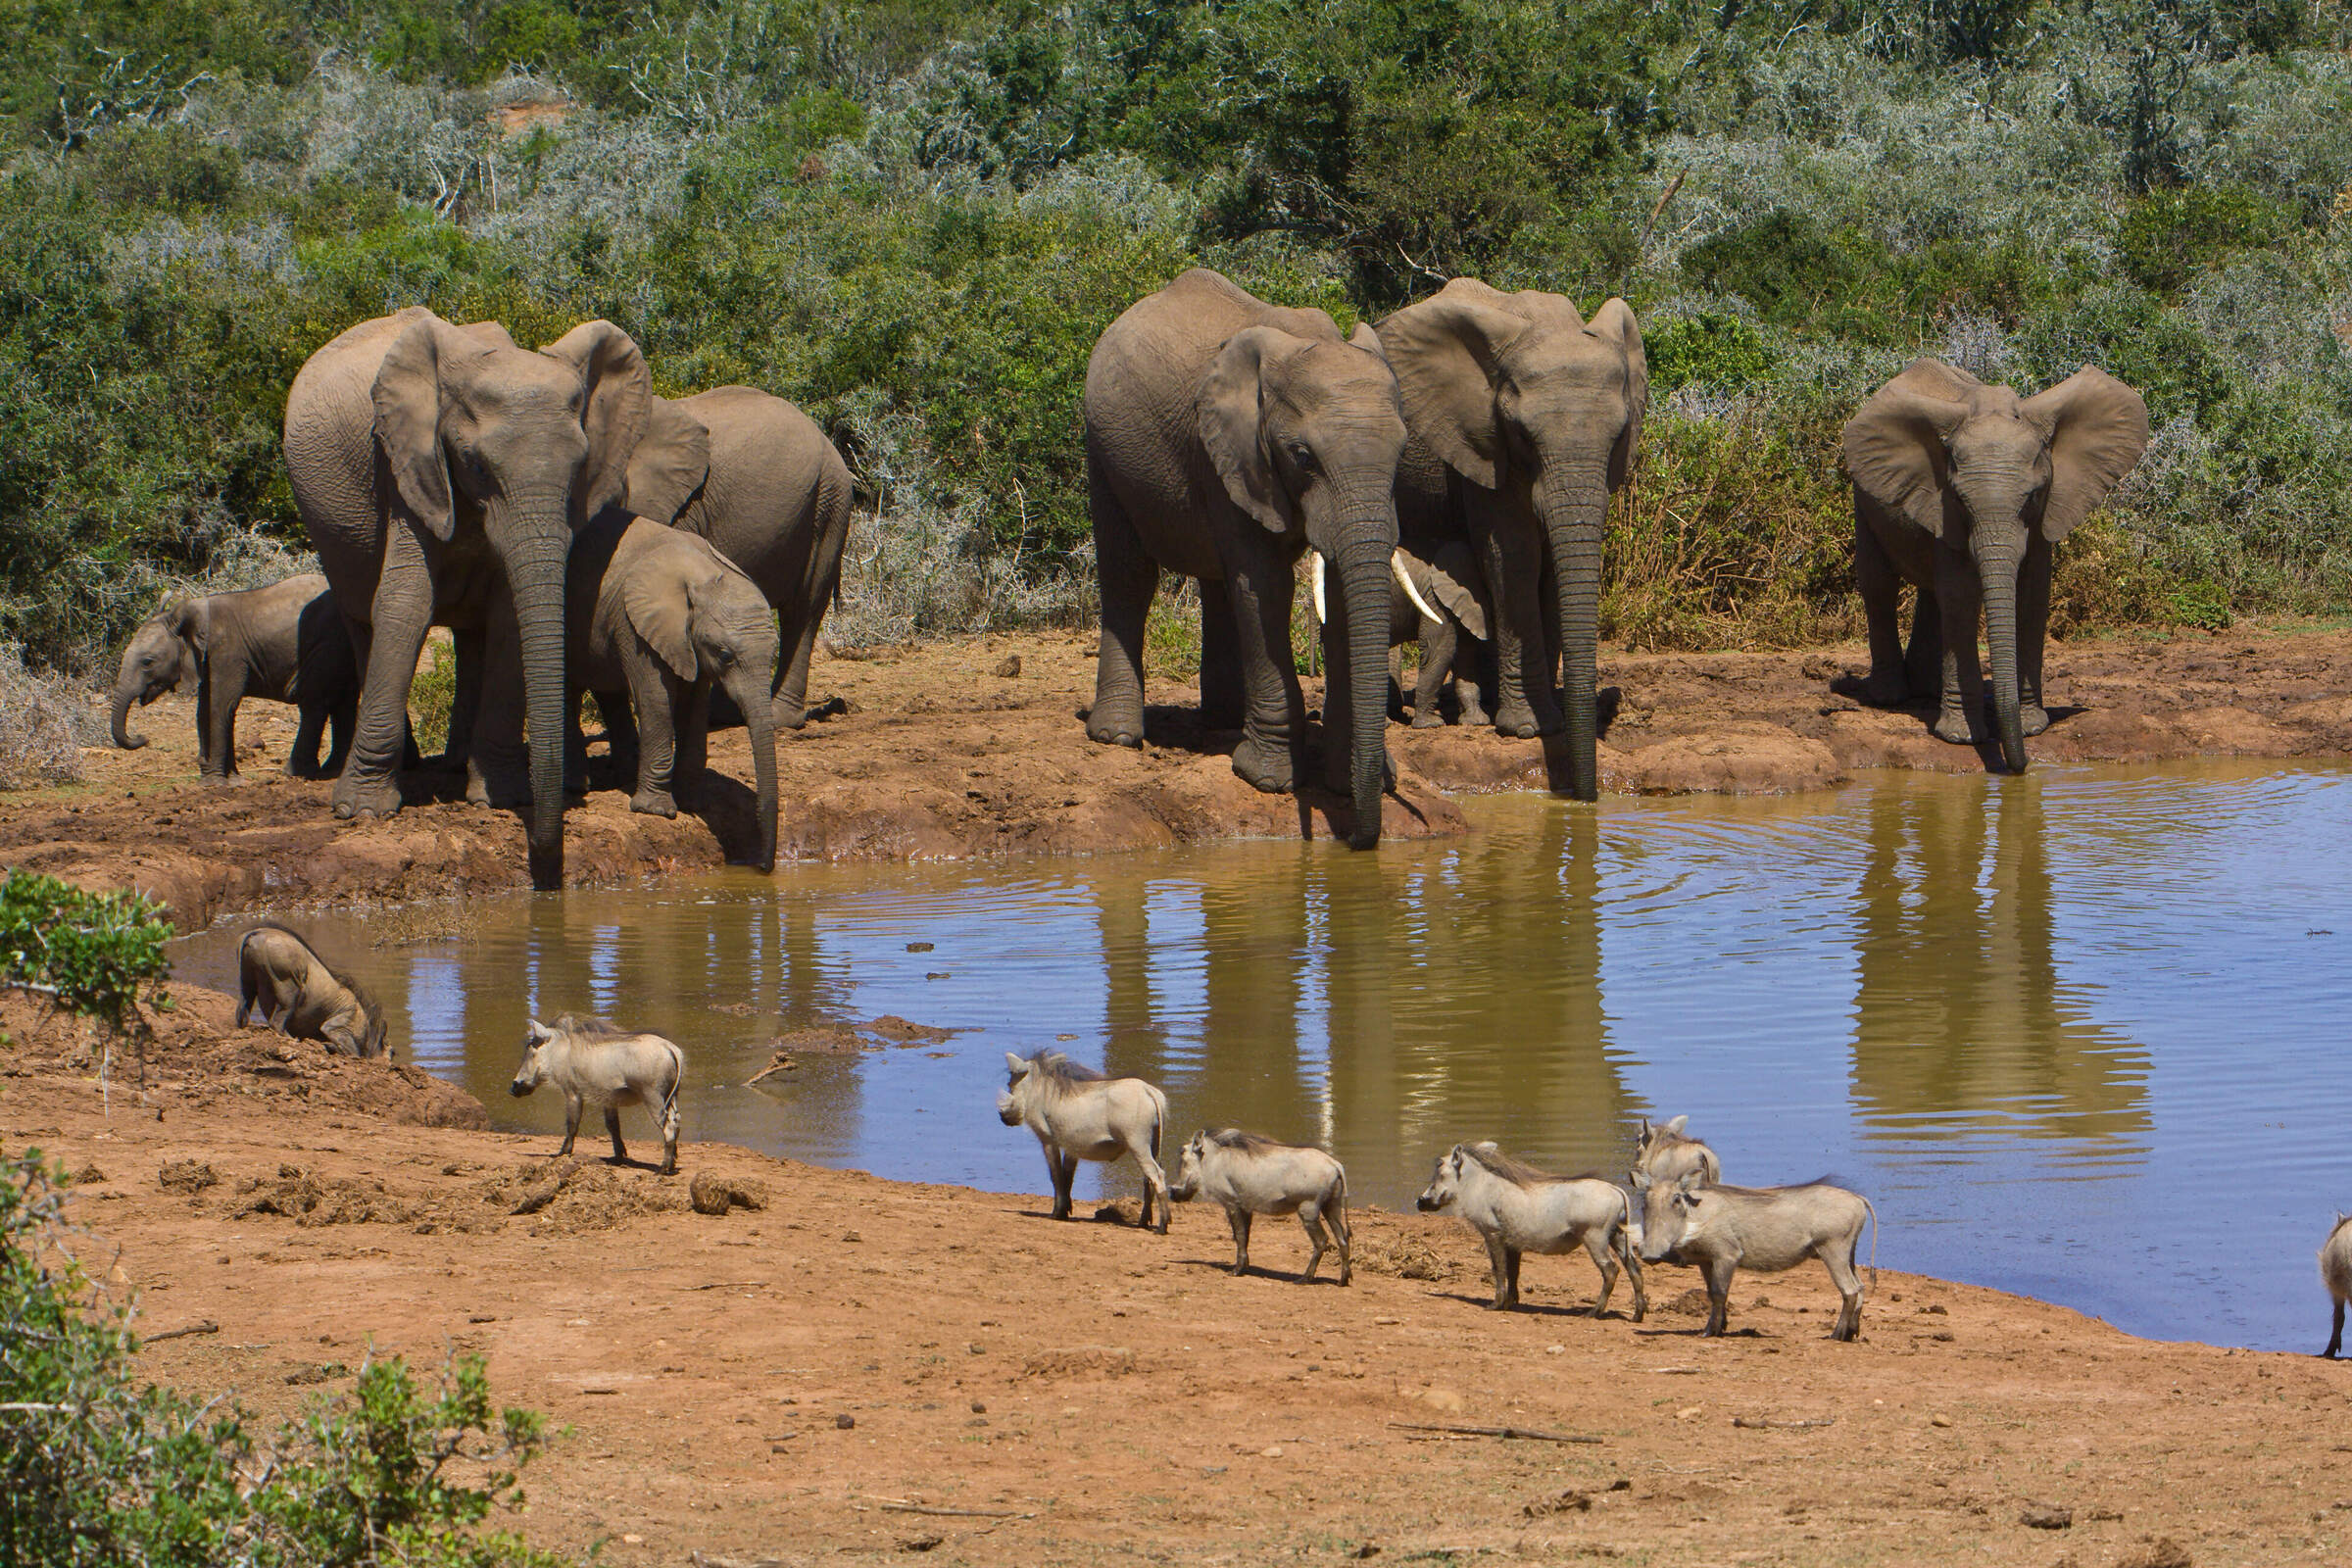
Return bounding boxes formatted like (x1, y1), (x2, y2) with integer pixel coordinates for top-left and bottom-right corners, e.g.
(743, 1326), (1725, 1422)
(1169, 1128), (1350, 1285)
(1635, 1168), (1877, 1341)
(1416, 1142), (1644, 1318)
(2322, 1214), (2352, 1357)
(235, 921), (389, 1058)
(997, 1051), (1169, 1232)
(510, 1014), (684, 1175)
(1634, 1114), (1721, 1185)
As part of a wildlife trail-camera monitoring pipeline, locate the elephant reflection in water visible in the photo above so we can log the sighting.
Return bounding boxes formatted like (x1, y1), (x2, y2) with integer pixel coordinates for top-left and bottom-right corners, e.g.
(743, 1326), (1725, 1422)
(1848, 778), (2148, 1140)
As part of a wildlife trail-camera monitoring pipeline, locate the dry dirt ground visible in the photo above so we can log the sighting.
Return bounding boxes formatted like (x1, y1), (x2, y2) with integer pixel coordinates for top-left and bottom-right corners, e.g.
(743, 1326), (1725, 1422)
(4, 988), (2346, 1567)
(11, 624), (2352, 928)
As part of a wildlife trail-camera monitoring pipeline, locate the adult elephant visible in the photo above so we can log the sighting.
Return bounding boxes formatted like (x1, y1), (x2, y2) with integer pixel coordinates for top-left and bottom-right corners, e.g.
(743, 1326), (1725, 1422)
(1375, 280), (1647, 803)
(283, 310), (706, 888)
(1084, 268), (1412, 849)
(1842, 360), (2148, 772)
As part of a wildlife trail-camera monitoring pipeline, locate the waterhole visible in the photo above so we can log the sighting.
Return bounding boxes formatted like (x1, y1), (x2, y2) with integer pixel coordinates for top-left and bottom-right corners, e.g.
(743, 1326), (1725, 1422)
(174, 759), (2352, 1350)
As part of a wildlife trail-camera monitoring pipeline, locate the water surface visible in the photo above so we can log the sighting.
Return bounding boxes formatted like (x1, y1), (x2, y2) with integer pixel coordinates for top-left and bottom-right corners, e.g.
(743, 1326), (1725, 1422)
(174, 760), (2352, 1351)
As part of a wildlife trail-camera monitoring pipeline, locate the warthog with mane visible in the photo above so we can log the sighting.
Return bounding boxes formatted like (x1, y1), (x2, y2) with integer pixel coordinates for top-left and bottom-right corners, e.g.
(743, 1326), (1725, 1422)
(1636, 1167), (1877, 1341)
(236, 920), (389, 1058)
(1417, 1142), (1644, 1318)
(1169, 1128), (1350, 1285)
(1634, 1114), (1721, 1185)
(997, 1051), (1169, 1232)
(2322, 1214), (2352, 1357)
(511, 1014), (684, 1175)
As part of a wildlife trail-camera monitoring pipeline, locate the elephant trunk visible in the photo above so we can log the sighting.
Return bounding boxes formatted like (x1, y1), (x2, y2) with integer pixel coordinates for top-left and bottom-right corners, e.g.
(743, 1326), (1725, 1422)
(729, 666), (780, 872)
(1334, 524), (1396, 851)
(110, 684), (148, 750)
(1979, 542), (2029, 774)
(1540, 465), (1609, 804)
(502, 503), (571, 889)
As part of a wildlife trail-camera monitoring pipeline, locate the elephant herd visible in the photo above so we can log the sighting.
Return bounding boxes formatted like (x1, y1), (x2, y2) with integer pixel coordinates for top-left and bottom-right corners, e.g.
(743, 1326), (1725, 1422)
(113, 270), (2150, 877)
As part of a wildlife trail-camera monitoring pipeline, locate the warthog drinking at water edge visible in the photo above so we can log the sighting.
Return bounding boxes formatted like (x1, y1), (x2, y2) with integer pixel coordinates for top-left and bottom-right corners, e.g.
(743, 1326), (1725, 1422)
(511, 1014), (684, 1175)
(1169, 1129), (1350, 1284)
(1417, 1143), (1644, 1319)
(998, 1051), (1169, 1232)
(1636, 1168), (1876, 1341)
(236, 920), (389, 1058)
(2321, 1214), (2352, 1357)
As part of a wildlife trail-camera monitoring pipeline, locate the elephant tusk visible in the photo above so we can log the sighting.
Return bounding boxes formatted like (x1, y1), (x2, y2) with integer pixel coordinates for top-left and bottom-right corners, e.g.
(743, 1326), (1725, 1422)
(1310, 550), (1328, 624)
(1393, 549), (1443, 624)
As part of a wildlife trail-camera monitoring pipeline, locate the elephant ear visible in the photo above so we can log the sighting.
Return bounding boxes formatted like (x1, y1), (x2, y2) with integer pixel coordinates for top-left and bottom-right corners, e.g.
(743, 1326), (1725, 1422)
(1414, 545), (1489, 641)
(455, 319), (519, 350)
(541, 320), (656, 522)
(1587, 298), (1648, 492)
(1196, 326), (1303, 534)
(370, 310), (458, 542)
(624, 395), (712, 523)
(165, 598), (209, 661)
(622, 550), (701, 683)
(1347, 320), (1389, 363)
(1377, 278), (1531, 491)
(1841, 359), (1975, 538)
(2020, 366), (2149, 542)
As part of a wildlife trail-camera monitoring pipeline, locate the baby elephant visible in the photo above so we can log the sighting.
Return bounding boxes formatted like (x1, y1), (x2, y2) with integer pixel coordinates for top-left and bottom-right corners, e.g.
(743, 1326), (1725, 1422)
(1636, 1169), (1877, 1341)
(510, 1014), (684, 1176)
(568, 516), (783, 871)
(235, 920), (388, 1058)
(112, 573), (357, 781)
(997, 1051), (1170, 1232)
(1169, 1128), (1351, 1285)
(2322, 1214), (2352, 1357)
(1417, 1142), (1644, 1319)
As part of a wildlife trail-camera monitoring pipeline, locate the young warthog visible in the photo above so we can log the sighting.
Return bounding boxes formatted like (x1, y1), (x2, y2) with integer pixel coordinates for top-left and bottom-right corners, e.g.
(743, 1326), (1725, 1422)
(2321, 1214), (2352, 1357)
(1169, 1129), (1350, 1285)
(235, 921), (388, 1058)
(997, 1051), (1169, 1232)
(510, 1014), (684, 1175)
(1634, 1114), (1722, 1186)
(1636, 1168), (1877, 1341)
(1416, 1143), (1644, 1318)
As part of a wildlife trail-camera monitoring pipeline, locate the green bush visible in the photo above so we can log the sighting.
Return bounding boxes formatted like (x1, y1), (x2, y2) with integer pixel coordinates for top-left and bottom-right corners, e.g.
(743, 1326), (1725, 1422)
(1644, 311), (1772, 394)
(2116, 184), (2288, 296)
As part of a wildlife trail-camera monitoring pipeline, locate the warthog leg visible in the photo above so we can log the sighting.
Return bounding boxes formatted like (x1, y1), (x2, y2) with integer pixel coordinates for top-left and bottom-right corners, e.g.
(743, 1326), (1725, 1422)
(1482, 1234), (1513, 1309)
(558, 1091), (582, 1158)
(1228, 1208), (1252, 1276)
(2329, 1299), (2346, 1359)
(1583, 1227), (1619, 1318)
(1700, 1255), (1738, 1337)
(1130, 1138), (1170, 1235)
(1331, 1203), (1350, 1287)
(1823, 1243), (1866, 1342)
(604, 1105), (629, 1165)
(1045, 1146), (1077, 1220)
(1298, 1205), (1329, 1284)
(1501, 1247), (1524, 1310)
(1618, 1232), (1646, 1322)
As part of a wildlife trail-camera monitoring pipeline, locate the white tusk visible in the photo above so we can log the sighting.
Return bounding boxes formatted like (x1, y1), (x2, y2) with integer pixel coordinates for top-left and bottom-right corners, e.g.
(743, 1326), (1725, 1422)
(1310, 551), (1327, 624)
(1393, 549), (1443, 624)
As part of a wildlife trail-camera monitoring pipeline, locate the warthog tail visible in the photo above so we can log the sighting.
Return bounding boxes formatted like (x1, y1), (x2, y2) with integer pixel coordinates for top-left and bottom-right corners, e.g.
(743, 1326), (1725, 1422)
(1861, 1195), (1880, 1290)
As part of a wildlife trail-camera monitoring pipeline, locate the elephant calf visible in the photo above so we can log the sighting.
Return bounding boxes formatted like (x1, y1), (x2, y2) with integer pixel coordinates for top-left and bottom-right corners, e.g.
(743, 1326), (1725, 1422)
(564, 515), (782, 871)
(236, 920), (388, 1057)
(1312, 540), (1494, 728)
(111, 573), (356, 782)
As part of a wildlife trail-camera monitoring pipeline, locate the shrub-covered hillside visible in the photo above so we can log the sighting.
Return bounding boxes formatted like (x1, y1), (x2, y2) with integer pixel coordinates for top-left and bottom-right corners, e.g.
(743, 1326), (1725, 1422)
(4, 0), (2349, 666)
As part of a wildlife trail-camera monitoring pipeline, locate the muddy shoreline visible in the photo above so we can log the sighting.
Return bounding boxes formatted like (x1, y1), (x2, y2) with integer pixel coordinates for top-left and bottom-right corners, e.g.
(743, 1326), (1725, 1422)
(5, 983), (2345, 1566)
(8, 624), (2352, 928)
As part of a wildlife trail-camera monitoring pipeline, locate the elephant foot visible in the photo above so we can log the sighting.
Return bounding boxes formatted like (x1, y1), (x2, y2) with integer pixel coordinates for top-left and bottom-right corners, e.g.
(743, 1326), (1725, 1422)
(1086, 710), (1146, 750)
(631, 789), (679, 819)
(332, 772), (403, 821)
(2021, 704), (2052, 737)
(1230, 734), (1295, 795)
(1931, 709), (1981, 746)
(1857, 670), (1910, 708)
(1409, 711), (1446, 730)
(1491, 701), (1544, 740)
(197, 770), (238, 788)
(1458, 707), (1490, 728)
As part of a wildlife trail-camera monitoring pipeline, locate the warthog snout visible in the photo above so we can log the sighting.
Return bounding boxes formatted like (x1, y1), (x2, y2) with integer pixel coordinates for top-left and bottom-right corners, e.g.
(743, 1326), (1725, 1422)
(1414, 1192), (1444, 1212)
(509, 1078), (532, 1098)
(996, 1090), (1020, 1126)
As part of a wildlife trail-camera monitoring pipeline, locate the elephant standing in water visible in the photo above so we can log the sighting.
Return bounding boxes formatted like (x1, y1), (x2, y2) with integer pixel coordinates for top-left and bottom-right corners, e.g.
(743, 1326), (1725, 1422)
(1842, 360), (2148, 771)
(1084, 268), (1411, 848)
(1376, 280), (1647, 801)
(283, 310), (707, 887)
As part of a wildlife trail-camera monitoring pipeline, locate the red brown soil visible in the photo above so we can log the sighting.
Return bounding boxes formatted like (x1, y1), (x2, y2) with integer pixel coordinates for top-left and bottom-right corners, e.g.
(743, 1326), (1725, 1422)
(9, 625), (2352, 928)
(7, 989), (2346, 1566)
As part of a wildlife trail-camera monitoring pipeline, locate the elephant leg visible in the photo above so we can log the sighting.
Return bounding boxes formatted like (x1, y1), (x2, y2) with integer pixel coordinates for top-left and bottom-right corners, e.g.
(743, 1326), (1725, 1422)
(675, 681), (711, 804)
(1387, 642), (1407, 723)
(1087, 462), (1156, 750)
(1904, 586), (1942, 701)
(563, 680), (591, 800)
(1226, 550), (1303, 795)
(468, 591), (534, 808)
(320, 685), (356, 778)
(1412, 614), (1454, 728)
(624, 657), (679, 818)
(206, 666), (248, 783)
(595, 690), (639, 780)
(1197, 578), (1246, 730)
(2018, 534), (2052, 736)
(777, 503), (849, 732)
(1932, 550), (1987, 747)
(338, 542), (435, 820)
(1467, 490), (1555, 738)
(287, 697), (327, 779)
(445, 626), (486, 763)
(1854, 514), (1911, 707)
(193, 670), (220, 780)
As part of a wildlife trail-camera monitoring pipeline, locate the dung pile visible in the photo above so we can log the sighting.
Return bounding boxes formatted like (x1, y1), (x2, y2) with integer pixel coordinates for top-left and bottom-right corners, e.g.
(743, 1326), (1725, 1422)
(232, 1164), (419, 1227)
(475, 1157), (690, 1235)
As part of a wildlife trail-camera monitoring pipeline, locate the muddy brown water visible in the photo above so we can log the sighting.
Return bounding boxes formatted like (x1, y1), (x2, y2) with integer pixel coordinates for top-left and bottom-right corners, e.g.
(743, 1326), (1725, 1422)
(174, 760), (2352, 1351)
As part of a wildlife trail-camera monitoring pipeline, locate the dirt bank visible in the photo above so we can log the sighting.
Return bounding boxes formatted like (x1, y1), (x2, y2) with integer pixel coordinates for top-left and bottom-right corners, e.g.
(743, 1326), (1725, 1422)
(6, 987), (2345, 1566)
(11, 625), (2352, 926)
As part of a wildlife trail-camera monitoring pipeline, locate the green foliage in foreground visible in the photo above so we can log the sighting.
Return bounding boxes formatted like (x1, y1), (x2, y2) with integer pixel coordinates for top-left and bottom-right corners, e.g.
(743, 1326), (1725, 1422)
(0, 870), (173, 1045)
(1, 0), (2351, 662)
(0, 1150), (567, 1566)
